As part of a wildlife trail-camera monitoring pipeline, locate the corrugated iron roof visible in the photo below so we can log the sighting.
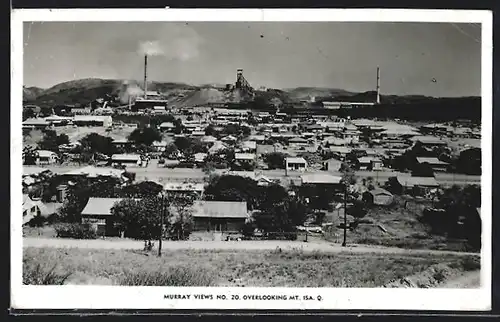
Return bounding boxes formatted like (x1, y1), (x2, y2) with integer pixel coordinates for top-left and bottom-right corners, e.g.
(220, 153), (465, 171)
(396, 176), (439, 187)
(301, 173), (342, 185)
(192, 201), (248, 218)
(81, 198), (128, 216)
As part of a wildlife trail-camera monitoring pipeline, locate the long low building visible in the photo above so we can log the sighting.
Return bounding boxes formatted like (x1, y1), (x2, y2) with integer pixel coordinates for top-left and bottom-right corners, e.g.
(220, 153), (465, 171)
(73, 115), (113, 127)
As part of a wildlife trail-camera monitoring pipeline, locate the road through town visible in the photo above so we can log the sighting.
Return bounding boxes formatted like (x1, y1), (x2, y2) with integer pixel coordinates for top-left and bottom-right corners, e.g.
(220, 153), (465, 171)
(28, 165), (481, 186)
(23, 237), (478, 257)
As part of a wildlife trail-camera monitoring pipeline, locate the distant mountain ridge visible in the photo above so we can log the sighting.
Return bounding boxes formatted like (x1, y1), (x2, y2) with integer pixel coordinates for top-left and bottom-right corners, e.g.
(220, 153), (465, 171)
(23, 78), (480, 108)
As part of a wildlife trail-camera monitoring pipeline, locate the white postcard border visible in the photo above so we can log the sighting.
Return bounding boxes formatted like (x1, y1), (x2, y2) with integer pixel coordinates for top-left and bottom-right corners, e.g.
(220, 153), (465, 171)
(11, 8), (493, 311)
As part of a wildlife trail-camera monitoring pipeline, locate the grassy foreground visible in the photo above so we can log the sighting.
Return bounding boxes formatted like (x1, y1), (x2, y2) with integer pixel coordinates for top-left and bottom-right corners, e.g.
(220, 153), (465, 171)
(23, 247), (480, 287)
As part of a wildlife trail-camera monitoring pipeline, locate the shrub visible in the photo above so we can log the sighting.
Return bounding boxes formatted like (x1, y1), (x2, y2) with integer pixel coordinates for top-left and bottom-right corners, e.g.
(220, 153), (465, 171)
(23, 262), (72, 285)
(449, 256), (481, 271)
(54, 223), (97, 239)
(119, 266), (216, 286)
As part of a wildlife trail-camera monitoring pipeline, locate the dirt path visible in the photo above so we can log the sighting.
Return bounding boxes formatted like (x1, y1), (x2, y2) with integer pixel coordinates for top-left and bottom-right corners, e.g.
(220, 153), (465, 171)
(438, 271), (481, 288)
(22, 237), (478, 257)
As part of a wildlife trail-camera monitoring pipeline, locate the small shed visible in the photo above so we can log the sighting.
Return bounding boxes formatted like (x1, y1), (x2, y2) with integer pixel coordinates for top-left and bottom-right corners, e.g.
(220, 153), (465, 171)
(363, 188), (394, 206)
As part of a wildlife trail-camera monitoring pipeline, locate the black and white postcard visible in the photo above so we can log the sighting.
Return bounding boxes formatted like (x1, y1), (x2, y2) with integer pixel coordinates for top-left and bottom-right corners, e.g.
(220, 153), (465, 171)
(11, 9), (492, 311)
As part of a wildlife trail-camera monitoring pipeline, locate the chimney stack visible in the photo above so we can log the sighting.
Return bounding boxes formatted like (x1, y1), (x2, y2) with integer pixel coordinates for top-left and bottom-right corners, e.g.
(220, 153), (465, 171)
(144, 55), (148, 99)
(376, 66), (381, 104)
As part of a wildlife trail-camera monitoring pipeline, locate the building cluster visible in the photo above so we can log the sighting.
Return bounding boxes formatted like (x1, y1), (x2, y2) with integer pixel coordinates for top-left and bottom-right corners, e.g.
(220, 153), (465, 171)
(22, 96), (482, 238)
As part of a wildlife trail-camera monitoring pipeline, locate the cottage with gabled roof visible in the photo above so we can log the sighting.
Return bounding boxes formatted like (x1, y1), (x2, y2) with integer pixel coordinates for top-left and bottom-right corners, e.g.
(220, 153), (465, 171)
(80, 197), (131, 236)
(191, 201), (249, 232)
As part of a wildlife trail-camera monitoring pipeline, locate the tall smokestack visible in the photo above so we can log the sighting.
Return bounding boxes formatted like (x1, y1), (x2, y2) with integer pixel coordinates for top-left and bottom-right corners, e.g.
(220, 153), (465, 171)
(376, 66), (381, 104)
(144, 55), (148, 99)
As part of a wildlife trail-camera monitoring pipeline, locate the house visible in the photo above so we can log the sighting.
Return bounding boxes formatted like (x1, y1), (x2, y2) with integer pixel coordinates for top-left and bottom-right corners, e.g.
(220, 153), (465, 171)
(80, 198), (126, 236)
(61, 166), (126, 181)
(111, 138), (132, 150)
(285, 157), (308, 172)
(323, 137), (348, 146)
(71, 107), (92, 115)
(288, 137), (309, 147)
(23, 194), (40, 225)
(416, 157), (449, 172)
(191, 201), (249, 232)
(111, 154), (142, 166)
(255, 174), (275, 187)
(208, 141), (228, 154)
(235, 153), (256, 163)
(23, 118), (50, 131)
(301, 173), (343, 186)
(248, 135), (266, 144)
(419, 123), (449, 136)
(152, 141), (168, 152)
(163, 182), (205, 198)
(73, 115), (112, 127)
(363, 188), (394, 206)
(159, 122), (176, 132)
(45, 115), (72, 127)
(221, 135), (238, 144)
(357, 157), (383, 171)
(322, 158), (342, 171)
(194, 153), (208, 164)
(239, 141), (257, 153)
(152, 106), (167, 114)
(328, 146), (352, 158)
(257, 143), (284, 156)
(322, 101), (342, 110)
(395, 176), (440, 194)
(410, 136), (448, 148)
(36, 150), (58, 165)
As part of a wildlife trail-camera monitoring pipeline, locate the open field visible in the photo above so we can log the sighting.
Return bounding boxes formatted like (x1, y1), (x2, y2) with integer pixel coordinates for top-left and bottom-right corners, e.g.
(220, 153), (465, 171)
(23, 247), (480, 287)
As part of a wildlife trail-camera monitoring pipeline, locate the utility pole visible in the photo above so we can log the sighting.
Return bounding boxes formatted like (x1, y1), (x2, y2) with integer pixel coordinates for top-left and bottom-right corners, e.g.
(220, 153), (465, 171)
(342, 181), (347, 247)
(158, 192), (164, 257)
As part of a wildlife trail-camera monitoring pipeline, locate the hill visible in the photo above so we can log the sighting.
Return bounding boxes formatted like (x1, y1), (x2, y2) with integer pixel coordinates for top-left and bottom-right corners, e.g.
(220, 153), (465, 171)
(22, 78), (481, 122)
(23, 78), (197, 107)
(285, 87), (355, 101)
(23, 86), (45, 102)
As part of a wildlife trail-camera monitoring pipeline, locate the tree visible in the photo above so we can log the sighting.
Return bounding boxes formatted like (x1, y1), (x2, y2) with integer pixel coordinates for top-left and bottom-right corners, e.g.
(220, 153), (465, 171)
(111, 197), (162, 242)
(38, 130), (69, 152)
(166, 194), (195, 240)
(112, 194), (196, 245)
(79, 133), (116, 156)
(174, 137), (206, 157)
(121, 181), (163, 198)
(58, 177), (122, 223)
(412, 162), (435, 177)
(204, 175), (260, 210)
(262, 152), (287, 169)
(204, 124), (217, 136)
(162, 143), (179, 159)
(39, 106), (53, 117)
(23, 108), (36, 121)
(23, 146), (38, 165)
(128, 127), (162, 146)
(347, 200), (368, 220)
(456, 148), (481, 175)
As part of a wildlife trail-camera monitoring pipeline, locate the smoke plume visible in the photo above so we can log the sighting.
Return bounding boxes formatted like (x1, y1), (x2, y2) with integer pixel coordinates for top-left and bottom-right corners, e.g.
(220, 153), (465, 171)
(136, 24), (203, 62)
(118, 80), (144, 104)
(139, 41), (164, 56)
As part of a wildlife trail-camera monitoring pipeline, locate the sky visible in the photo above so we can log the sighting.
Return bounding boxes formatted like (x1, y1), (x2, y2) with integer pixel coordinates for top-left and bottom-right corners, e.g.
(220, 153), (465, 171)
(23, 22), (482, 97)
